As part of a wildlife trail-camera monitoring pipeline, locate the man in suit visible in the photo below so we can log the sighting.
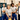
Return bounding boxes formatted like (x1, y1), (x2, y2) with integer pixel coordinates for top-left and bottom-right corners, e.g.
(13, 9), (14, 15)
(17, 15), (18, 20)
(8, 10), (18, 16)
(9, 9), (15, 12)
(18, 1), (20, 20)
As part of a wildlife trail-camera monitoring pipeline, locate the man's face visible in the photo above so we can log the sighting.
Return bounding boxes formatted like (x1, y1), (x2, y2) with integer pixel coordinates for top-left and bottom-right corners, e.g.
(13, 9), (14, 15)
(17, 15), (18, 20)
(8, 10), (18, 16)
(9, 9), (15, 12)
(18, 3), (20, 6)
(12, 4), (14, 7)
(8, 6), (10, 9)
(3, 4), (5, 7)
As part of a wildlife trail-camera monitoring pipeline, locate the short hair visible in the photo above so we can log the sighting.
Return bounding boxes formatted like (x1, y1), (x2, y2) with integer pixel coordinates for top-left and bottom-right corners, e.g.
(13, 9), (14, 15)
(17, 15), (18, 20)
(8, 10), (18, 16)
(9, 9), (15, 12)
(19, 1), (20, 3)
(11, 3), (14, 6)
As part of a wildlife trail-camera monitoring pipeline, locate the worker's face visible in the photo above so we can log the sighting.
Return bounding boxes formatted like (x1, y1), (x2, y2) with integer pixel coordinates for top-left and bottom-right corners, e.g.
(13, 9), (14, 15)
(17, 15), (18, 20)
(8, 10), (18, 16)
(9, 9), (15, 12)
(12, 4), (14, 7)
(8, 6), (10, 9)
(3, 4), (5, 7)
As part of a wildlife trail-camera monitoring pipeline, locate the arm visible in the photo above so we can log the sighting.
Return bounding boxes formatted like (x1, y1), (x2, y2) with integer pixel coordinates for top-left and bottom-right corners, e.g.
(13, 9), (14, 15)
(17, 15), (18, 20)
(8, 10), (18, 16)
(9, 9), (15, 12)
(15, 9), (17, 14)
(6, 13), (9, 18)
(2, 8), (5, 13)
(11, 12), (12, 17)
(12, 9), (17, 13)
(12, 11), (16, 13)
(2, 10), (5, 13)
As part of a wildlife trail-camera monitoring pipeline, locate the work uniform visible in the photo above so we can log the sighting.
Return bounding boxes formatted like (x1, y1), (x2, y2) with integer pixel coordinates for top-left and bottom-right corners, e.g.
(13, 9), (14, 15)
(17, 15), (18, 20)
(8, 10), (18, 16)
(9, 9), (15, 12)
(6, 9), (12, 20)
(2, 7), (6, 20)
(10, 6), (17, 20)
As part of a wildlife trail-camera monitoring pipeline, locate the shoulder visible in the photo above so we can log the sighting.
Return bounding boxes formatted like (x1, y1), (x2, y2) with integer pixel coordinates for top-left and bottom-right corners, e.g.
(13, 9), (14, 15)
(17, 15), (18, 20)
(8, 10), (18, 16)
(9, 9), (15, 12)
(14, 6), (17, 8)
(6, 9), (8, 11)
(14, 7), (17, 9)
(10, 9), (12, 10)
(5, 7), (6, 9)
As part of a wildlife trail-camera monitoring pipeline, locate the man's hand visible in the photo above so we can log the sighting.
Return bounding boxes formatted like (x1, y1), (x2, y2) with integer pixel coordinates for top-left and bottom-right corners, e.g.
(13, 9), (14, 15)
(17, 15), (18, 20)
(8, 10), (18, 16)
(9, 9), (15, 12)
(8, 16), (9, 18)
(3, 11), (5, 13)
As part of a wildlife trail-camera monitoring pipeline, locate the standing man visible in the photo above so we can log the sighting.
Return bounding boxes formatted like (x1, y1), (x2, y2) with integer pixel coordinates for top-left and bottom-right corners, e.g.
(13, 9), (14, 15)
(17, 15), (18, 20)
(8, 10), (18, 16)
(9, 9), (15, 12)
(18, 1), (20, 20)
(11, 3), (17, 20)
(2, 4), (6, 20)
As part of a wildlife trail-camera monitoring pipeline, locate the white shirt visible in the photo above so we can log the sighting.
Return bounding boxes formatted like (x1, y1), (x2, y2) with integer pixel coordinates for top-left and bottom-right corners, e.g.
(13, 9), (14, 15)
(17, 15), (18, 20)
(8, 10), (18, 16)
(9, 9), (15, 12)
(10, 6), (17, 12)
(6, 9), (12, 16)
(2, 7), (6, 14)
